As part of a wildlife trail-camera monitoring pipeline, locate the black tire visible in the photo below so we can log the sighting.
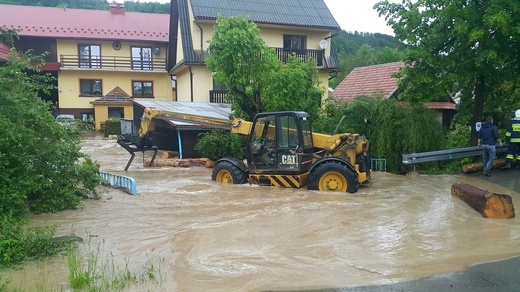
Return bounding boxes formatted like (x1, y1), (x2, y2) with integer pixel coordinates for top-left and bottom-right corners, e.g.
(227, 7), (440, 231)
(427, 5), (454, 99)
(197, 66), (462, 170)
(211, 160), (247, 184)
(308, 161), (358, 193)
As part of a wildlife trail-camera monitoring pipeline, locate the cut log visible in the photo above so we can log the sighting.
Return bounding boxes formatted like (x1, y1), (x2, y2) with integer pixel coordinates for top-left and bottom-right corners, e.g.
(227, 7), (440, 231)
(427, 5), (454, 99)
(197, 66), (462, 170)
(161, 151), (179, 159)
(145, 158), (215, 168)
(451, 183), (515, 219)
(462, 159), (505, 174)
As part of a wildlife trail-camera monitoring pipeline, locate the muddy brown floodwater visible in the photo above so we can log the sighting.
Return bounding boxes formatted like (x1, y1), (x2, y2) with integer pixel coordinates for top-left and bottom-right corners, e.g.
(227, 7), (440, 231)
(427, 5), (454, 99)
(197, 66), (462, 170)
(3, 138), (520, 291)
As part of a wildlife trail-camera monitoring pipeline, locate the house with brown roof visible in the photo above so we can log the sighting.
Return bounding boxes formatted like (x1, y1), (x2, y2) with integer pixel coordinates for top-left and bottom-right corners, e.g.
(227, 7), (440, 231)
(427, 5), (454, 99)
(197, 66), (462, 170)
(0, 3), (171, 130)
(332, 62), (457, 128)
(169, 0), (341, 103)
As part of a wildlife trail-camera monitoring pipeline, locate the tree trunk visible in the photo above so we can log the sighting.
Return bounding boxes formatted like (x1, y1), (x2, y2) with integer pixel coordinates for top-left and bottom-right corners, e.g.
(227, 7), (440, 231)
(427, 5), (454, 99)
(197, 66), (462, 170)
(462, 159), (506, 173)
(470, 75), (485, 146)
(451, 183), (515, 219)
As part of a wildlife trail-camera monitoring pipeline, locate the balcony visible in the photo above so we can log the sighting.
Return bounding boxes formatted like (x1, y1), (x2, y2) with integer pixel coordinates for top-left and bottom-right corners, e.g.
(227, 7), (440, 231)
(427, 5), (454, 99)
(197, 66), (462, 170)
(209, 90), (229, 103)
(274, 48), (324, 66)
(60, 55), (167, 71)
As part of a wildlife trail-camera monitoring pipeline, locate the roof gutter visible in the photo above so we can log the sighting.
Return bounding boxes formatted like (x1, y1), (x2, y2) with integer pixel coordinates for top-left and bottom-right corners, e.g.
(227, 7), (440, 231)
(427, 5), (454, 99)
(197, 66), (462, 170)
(194, 19), (204, 64)
(324, 30), (339, 40)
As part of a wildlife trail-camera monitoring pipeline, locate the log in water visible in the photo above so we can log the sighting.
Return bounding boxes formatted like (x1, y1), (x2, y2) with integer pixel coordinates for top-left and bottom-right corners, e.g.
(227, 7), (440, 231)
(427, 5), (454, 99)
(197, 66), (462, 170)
(451, 182), (515, 219)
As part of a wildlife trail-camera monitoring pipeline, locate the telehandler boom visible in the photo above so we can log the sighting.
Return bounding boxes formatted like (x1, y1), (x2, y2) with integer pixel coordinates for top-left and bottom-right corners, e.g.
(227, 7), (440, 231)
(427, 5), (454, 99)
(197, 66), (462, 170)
(125, 107), (372, 193)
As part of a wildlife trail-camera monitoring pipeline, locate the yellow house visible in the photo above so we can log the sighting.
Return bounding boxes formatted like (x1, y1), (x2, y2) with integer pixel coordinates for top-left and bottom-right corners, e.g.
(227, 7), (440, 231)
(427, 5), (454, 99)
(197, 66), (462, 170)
(170, 0), (341, 103)
(0, 3), (172, 130)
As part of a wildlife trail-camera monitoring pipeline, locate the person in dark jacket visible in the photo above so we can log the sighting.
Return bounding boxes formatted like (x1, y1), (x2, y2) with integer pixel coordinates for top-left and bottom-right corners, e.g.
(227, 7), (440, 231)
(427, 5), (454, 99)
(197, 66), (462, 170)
(502, 109), (520, 170)
(477, 116), (502, 176)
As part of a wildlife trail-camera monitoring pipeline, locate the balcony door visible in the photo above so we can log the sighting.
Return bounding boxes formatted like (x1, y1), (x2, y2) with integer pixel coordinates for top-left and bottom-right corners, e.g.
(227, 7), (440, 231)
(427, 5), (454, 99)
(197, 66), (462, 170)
(131, 47), (152, 70)
(79, 44), (100, 68)
(283, 35), (306, 51)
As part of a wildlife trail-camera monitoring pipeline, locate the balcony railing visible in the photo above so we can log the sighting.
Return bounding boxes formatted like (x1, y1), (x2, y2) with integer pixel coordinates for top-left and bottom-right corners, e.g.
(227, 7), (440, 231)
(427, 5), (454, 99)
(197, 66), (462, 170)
(274, 48), (324, 66)
(209, 90), (229, 103)
(60, 55), (167, 71)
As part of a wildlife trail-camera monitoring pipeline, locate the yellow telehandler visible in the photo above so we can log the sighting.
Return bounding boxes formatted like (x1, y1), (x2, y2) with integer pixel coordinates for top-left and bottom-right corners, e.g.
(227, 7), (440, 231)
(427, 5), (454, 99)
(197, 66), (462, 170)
(123, 107), (372, 193)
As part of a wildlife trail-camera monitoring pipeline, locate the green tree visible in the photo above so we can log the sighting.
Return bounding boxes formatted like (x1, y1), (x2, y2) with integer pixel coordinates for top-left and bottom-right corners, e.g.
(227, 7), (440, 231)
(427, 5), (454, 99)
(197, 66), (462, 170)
(206, 15), (325, 121)
(0, 39), (101, 217)
(206, 15), (280, 120)
(376, 0), (520, 144)
(316, 96), (446, 173)
(262, 55), (324, 122)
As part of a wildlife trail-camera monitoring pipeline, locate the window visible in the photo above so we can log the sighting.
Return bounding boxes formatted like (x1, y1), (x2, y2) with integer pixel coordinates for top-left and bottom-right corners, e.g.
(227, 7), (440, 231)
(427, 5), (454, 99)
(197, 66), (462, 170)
(81, 113), (95, 121)
(133, 81), (153, 97)
(80, 79), (102, 96)
(283, 35), (306, 50)
(131, 47), (152, 70)
(108, 107), (124, 119)
(79, 44), (101, 68)
(301, 119), (313, 149)
(278, 115), (298, 148)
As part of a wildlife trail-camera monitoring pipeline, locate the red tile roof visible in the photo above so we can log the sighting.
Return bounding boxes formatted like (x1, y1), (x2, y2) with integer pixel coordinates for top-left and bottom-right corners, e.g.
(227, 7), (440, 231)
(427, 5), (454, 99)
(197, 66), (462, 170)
(424, 102), (456, 110)
(0, 4), (169, 42)
(332, 61), (456, 111)
(332, 62), (404, 100)
(0, 42), (10, 61)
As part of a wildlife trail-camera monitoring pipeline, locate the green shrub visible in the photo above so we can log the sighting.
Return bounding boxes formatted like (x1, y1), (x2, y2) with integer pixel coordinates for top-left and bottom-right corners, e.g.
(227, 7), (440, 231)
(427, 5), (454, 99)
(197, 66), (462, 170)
(104, 118), (121, 137)
(194, 130), (246, 161)
(0, 216), (56, 268)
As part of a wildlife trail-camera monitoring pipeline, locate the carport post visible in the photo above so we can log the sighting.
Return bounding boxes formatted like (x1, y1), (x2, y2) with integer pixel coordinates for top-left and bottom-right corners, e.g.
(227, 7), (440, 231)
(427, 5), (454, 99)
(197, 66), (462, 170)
(177, 130), (183, 159)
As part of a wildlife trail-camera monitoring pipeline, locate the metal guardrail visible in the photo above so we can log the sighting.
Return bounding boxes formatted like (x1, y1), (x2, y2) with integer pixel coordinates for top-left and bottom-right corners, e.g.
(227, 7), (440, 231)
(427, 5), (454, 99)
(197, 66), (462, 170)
(99, 171), (137, 195)
(402, 145), (508, 165)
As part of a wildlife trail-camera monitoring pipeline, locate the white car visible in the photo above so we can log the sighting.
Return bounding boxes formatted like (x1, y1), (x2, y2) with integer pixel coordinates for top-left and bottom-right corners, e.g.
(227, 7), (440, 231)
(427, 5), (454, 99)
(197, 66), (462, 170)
(56, 114), (76, 126)
(56, 114), (79, 133)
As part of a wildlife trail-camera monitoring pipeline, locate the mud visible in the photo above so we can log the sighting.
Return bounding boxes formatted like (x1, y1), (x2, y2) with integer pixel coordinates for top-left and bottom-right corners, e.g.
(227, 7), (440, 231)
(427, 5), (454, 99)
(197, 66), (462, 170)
(2, 138), (520, 291)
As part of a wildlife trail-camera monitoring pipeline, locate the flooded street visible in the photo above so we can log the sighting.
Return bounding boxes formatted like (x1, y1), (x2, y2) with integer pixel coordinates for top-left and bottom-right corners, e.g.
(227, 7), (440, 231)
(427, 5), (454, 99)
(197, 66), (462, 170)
(4, 138), (520, 291)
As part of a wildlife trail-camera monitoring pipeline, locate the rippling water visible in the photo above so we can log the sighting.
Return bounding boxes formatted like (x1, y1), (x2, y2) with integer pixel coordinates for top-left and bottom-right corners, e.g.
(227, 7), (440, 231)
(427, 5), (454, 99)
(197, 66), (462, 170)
(3, 138), (520, 291)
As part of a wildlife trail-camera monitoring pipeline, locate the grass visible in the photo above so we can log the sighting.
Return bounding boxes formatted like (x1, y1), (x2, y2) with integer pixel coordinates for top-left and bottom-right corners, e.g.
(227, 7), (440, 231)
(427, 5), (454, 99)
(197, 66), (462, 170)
(66, 238), (165, 291)
(1, 237), (165, 291)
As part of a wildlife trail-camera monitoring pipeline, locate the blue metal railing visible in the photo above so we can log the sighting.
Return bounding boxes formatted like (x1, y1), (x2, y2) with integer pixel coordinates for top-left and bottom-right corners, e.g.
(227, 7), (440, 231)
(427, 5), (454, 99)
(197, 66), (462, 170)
(371, 158), (387, 172)
(99, 171), (137, 195)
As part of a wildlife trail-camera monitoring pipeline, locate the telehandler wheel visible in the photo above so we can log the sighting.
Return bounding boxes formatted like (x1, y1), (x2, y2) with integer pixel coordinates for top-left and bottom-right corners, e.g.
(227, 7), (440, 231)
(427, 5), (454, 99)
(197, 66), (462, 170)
(212, 161), (247, 184)
(308, 161), (358, 193)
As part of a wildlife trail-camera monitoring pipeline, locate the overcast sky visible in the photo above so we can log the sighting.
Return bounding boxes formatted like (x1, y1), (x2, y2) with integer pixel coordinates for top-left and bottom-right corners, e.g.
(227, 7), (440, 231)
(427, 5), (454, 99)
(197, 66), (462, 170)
(141, 0), (396, 35)
(323, 0), (395, 35)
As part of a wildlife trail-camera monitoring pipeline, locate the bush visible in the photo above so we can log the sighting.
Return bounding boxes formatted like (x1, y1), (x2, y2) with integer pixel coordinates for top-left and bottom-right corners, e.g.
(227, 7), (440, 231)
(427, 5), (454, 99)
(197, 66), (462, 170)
(0, 32), (101, 267)
(104, 118), (121, 137)
(194, 130), (246, 161)
(0, 216), (56, 267)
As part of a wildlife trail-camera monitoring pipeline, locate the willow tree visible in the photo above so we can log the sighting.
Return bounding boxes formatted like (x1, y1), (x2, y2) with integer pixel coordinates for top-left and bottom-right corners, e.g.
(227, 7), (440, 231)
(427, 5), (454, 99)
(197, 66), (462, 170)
(376, 0), (520, 144)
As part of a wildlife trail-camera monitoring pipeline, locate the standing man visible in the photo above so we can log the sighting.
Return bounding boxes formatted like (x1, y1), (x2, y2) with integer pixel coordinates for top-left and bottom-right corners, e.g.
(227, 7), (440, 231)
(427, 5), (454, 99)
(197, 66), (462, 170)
(502, 109), (520, 170)
(477, 116), (502, 176)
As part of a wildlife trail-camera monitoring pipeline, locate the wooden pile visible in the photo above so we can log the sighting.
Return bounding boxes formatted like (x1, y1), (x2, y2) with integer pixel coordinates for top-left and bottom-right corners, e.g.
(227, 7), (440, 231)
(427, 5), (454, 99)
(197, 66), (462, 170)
(451, 183), (515, 219)
(145, 157), (215, 168)
(462, 159), (505, 174)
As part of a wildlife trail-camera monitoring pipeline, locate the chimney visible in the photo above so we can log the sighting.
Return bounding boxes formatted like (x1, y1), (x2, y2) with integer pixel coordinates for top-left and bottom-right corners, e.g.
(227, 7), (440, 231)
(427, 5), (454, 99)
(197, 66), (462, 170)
(110, 3), (125, 14)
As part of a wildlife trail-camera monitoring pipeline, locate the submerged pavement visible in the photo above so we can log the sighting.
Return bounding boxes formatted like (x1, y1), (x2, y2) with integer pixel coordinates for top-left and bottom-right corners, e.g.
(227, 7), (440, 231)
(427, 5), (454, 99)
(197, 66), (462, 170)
(472, 166), (520, 194)
(329, 168), (520, 292)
